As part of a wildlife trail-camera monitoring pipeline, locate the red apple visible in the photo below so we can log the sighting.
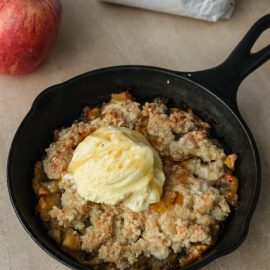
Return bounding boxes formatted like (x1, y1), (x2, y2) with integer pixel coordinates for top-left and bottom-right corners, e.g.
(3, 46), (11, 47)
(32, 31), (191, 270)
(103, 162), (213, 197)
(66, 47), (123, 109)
(0, 0), (62, 75)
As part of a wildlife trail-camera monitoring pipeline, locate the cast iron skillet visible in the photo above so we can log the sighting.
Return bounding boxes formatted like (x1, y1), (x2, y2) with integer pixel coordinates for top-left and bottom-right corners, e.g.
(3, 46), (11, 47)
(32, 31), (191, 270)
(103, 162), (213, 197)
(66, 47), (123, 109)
(7, 14), (270, 270)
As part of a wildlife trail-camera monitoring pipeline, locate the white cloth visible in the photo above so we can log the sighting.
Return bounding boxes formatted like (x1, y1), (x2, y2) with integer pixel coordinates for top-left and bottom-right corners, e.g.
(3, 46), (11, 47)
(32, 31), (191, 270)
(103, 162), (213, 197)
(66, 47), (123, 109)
(101, 0), (235, 22)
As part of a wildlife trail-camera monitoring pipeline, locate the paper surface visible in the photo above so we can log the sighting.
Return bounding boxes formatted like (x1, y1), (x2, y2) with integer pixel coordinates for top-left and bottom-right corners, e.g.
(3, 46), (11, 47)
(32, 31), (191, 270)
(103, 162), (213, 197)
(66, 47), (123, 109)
(102, 0), (235, 22)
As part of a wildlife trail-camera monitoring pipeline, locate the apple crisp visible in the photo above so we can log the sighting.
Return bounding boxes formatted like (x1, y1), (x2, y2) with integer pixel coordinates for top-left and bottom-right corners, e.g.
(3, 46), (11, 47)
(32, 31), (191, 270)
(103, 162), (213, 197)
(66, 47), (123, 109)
(33, 91), (238, 269)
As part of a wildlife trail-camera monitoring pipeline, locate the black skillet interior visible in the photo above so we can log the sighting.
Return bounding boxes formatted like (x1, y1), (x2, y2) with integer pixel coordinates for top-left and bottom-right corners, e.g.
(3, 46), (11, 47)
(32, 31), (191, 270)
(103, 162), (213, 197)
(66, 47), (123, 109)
(7, 14), (270, 270)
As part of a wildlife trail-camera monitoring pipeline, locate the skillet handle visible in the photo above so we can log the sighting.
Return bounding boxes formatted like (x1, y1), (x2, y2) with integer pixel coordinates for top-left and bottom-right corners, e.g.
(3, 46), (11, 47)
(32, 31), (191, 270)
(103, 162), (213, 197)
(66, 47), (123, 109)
(178, 14), (270, 108)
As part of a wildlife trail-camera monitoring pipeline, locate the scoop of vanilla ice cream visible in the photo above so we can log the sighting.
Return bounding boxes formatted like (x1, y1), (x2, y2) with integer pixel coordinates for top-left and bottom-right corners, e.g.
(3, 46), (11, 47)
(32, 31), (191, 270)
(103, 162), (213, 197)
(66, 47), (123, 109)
(68, 126), (165, 212)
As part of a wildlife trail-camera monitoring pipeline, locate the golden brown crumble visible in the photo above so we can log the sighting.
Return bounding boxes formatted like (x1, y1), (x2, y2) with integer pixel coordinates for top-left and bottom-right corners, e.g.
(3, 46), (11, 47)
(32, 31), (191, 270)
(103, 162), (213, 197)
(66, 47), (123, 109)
(33, 91), (238, 269)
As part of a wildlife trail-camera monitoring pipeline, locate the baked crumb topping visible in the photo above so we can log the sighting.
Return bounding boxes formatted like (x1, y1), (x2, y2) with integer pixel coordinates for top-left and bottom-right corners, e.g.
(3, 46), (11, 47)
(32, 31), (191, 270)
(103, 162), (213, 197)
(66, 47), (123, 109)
(33, 91), (238, 269)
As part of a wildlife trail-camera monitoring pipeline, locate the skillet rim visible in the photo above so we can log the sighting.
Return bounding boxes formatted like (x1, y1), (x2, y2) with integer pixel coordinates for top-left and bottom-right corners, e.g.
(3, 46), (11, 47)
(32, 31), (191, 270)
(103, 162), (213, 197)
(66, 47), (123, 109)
(7, 65), (261, 270)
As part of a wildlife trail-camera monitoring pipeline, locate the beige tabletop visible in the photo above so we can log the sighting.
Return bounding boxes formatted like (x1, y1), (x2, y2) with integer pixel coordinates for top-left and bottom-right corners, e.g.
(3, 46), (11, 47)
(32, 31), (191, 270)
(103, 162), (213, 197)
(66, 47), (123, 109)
(1, 0), (270, 269)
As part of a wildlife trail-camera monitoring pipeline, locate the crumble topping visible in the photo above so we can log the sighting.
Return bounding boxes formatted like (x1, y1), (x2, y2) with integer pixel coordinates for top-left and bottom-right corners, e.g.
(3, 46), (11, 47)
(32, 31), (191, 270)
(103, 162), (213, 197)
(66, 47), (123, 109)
(33, 91), (238, 269)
